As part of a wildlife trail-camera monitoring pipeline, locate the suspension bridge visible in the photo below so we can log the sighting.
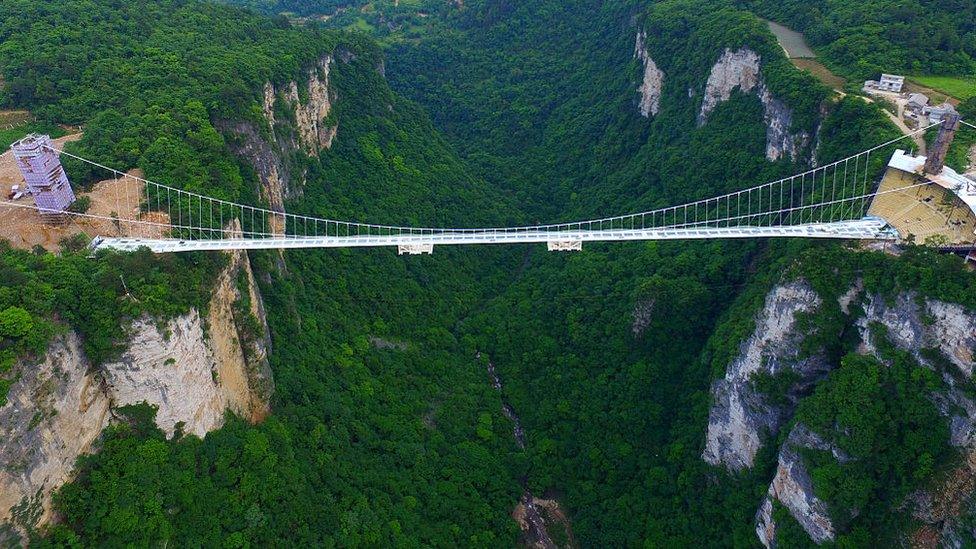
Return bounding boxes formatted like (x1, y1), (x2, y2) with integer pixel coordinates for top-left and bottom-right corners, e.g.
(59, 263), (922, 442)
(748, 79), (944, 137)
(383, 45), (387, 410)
(2, 118), (974, 255)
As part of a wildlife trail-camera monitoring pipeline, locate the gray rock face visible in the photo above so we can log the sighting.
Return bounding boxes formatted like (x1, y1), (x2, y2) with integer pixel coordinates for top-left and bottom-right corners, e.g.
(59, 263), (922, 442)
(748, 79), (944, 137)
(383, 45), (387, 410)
(217, 118), (294, 217)
(0, 250), (272, 539)
(631, 298), (655, 337)
(697, 47), (810, 162)
(219, 54), (337, 212)
(703, 281), (827, 472)
(759, 85), (809, 163)
(634, 30), (664, 117)
(859, 292), (976, 448)
(903, 452), (976, 548)
(102, 311), (229, 437)
(857, 292), (927, 357)
(699, 48), (762, 125)
(0, 333), (110, 537)
(860, 293), (976, 547)
(756, 289), (976, 547)
(858, 292), (976, 379)
(756, 424), (846, 547)
(922, 300), (976, 377)
(102, 249), (272, 438)
(261, 56), (336, 156)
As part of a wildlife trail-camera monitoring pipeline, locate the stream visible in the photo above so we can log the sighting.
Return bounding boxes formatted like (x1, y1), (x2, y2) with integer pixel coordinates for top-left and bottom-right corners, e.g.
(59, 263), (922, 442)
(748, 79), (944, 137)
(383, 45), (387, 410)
(479, 352), (556, 549)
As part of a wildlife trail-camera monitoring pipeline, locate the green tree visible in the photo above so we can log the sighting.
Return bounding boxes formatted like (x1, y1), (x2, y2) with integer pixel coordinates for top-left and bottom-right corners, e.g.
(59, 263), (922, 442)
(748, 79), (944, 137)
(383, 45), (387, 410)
(0, 306), (32, 338)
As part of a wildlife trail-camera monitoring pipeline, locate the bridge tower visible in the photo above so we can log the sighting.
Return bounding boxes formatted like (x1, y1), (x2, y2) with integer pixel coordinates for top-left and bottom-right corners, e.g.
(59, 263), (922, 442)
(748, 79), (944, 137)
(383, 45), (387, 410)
(924, 113), (961, 175)
(11, 134), (75, 215)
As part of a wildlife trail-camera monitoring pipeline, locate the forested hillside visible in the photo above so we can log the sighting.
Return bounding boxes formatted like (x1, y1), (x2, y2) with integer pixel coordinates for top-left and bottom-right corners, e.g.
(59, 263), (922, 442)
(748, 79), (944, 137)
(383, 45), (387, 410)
(2, 0), (976, 547)
(738, 0), (976, 79)
(2, 0), (524, 545)
(382, 0), (964, 544)
(220, 0), (444, 35)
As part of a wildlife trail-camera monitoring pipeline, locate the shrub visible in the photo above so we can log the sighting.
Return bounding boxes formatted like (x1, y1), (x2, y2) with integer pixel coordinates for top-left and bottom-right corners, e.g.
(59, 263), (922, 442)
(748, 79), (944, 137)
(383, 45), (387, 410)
(0, 306), (33, 339)
(67, 195), (91, 214)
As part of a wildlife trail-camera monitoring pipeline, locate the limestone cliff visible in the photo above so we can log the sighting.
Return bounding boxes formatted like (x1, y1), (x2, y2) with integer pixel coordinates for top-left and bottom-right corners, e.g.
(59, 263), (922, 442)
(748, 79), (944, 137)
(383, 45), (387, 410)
(0, 249), (272, 540)
(219, 54), (337, 214)
(0, 332), (109, 538)
(102, 248), (272, 437)
(859, 293), (976, 547)
(634, 30), (664, 118)
(697, 47), (810, 162)
(703, 281), (829, 472)
(756, 424), (846, 546)
(727, 283), (976, 547)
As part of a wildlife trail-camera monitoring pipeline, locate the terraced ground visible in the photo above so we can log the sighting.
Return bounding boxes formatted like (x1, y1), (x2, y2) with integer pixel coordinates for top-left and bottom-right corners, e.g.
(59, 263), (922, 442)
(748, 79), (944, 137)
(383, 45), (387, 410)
(765, 20), (846, 91)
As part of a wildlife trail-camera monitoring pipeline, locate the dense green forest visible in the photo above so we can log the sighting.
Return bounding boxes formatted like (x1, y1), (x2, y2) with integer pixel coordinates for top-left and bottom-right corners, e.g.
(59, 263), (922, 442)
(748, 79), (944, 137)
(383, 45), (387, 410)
(738, 0), (976, 79)
(220, 0), (446, 36)
(1, 0), (524, 545)
(2, 0), (976, 546)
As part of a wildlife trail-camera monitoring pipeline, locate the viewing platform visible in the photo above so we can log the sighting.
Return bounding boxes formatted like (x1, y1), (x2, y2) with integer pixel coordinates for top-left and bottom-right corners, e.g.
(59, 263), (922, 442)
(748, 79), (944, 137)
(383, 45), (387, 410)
(869, 150), (976, 244)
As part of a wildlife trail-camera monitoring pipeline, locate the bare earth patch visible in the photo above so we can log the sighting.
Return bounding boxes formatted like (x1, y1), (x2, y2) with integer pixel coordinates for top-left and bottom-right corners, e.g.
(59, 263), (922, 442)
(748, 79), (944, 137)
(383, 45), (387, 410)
(790, 59), (846, 91)
(0, 133), (172, 251)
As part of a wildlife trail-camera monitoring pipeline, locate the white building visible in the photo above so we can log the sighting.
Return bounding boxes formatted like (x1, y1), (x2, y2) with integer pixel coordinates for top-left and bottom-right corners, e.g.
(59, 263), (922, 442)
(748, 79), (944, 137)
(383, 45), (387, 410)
(878, 74), (905, 92)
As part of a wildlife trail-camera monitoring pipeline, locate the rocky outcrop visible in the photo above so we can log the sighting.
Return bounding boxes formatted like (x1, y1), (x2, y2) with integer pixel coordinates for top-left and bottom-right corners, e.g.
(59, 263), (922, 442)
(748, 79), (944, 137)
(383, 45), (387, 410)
(220, 54), (337, 212)
(699, 48), (762, 124)
(903, 452), (976, 548)
(288, 56), (337, 154)
(755, 288), (976, 547)
(631, 298), (655, 336)
(858, 293), (976, 379)
(756, 424), (846, 547)
(703, 281), (828, 471)
(634, 30), (664, 118)
(759, 86), (806, 163)
(102, 311), (229, 437)
(858, 291), (976, 448)
(209, 247), (273, 423)
(0, 333), (110, 537)
(698, 48), (810, 162)
(218, 118), (292, 217)
(0, 249), (272, 539)
(512, 493), (576, 549)
(102, 249), (272, 437)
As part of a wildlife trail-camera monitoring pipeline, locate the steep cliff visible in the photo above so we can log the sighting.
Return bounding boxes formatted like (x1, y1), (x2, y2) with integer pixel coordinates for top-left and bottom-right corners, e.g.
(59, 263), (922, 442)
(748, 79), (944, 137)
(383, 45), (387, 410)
(220, 54), (337, 214)
(756, 423), (846, 546)
(725, 282), (976, 548)
(0, 249), (272, 540)
(858, 293), (976, 547)
(703, 281), (829, 472)
(697, 47), (811, 162)
(0, 332), (109, 537)
(634, 30), (664, 118)
(101, 248), (273, 437)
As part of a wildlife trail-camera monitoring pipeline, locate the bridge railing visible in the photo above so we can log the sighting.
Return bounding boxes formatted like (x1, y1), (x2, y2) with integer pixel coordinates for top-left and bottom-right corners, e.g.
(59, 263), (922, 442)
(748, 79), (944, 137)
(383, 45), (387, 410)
(21, 121), (938, 246)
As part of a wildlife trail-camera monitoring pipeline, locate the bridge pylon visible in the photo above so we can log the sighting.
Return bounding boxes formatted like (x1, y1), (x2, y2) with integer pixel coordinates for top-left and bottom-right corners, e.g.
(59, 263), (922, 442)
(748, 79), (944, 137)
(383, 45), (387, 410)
(924, 113), (961, 175)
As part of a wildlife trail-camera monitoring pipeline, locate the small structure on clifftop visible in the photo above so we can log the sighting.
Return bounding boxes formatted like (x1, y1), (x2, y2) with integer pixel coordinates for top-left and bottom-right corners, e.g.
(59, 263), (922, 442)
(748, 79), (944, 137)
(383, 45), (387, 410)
(11, 134), (75, 215)
(864, 73), (905, 93)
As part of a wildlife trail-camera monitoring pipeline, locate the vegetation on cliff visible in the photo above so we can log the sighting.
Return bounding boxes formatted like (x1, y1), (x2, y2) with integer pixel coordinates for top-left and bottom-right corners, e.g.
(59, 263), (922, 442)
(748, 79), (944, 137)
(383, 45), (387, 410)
(1, 0), (975, 546)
